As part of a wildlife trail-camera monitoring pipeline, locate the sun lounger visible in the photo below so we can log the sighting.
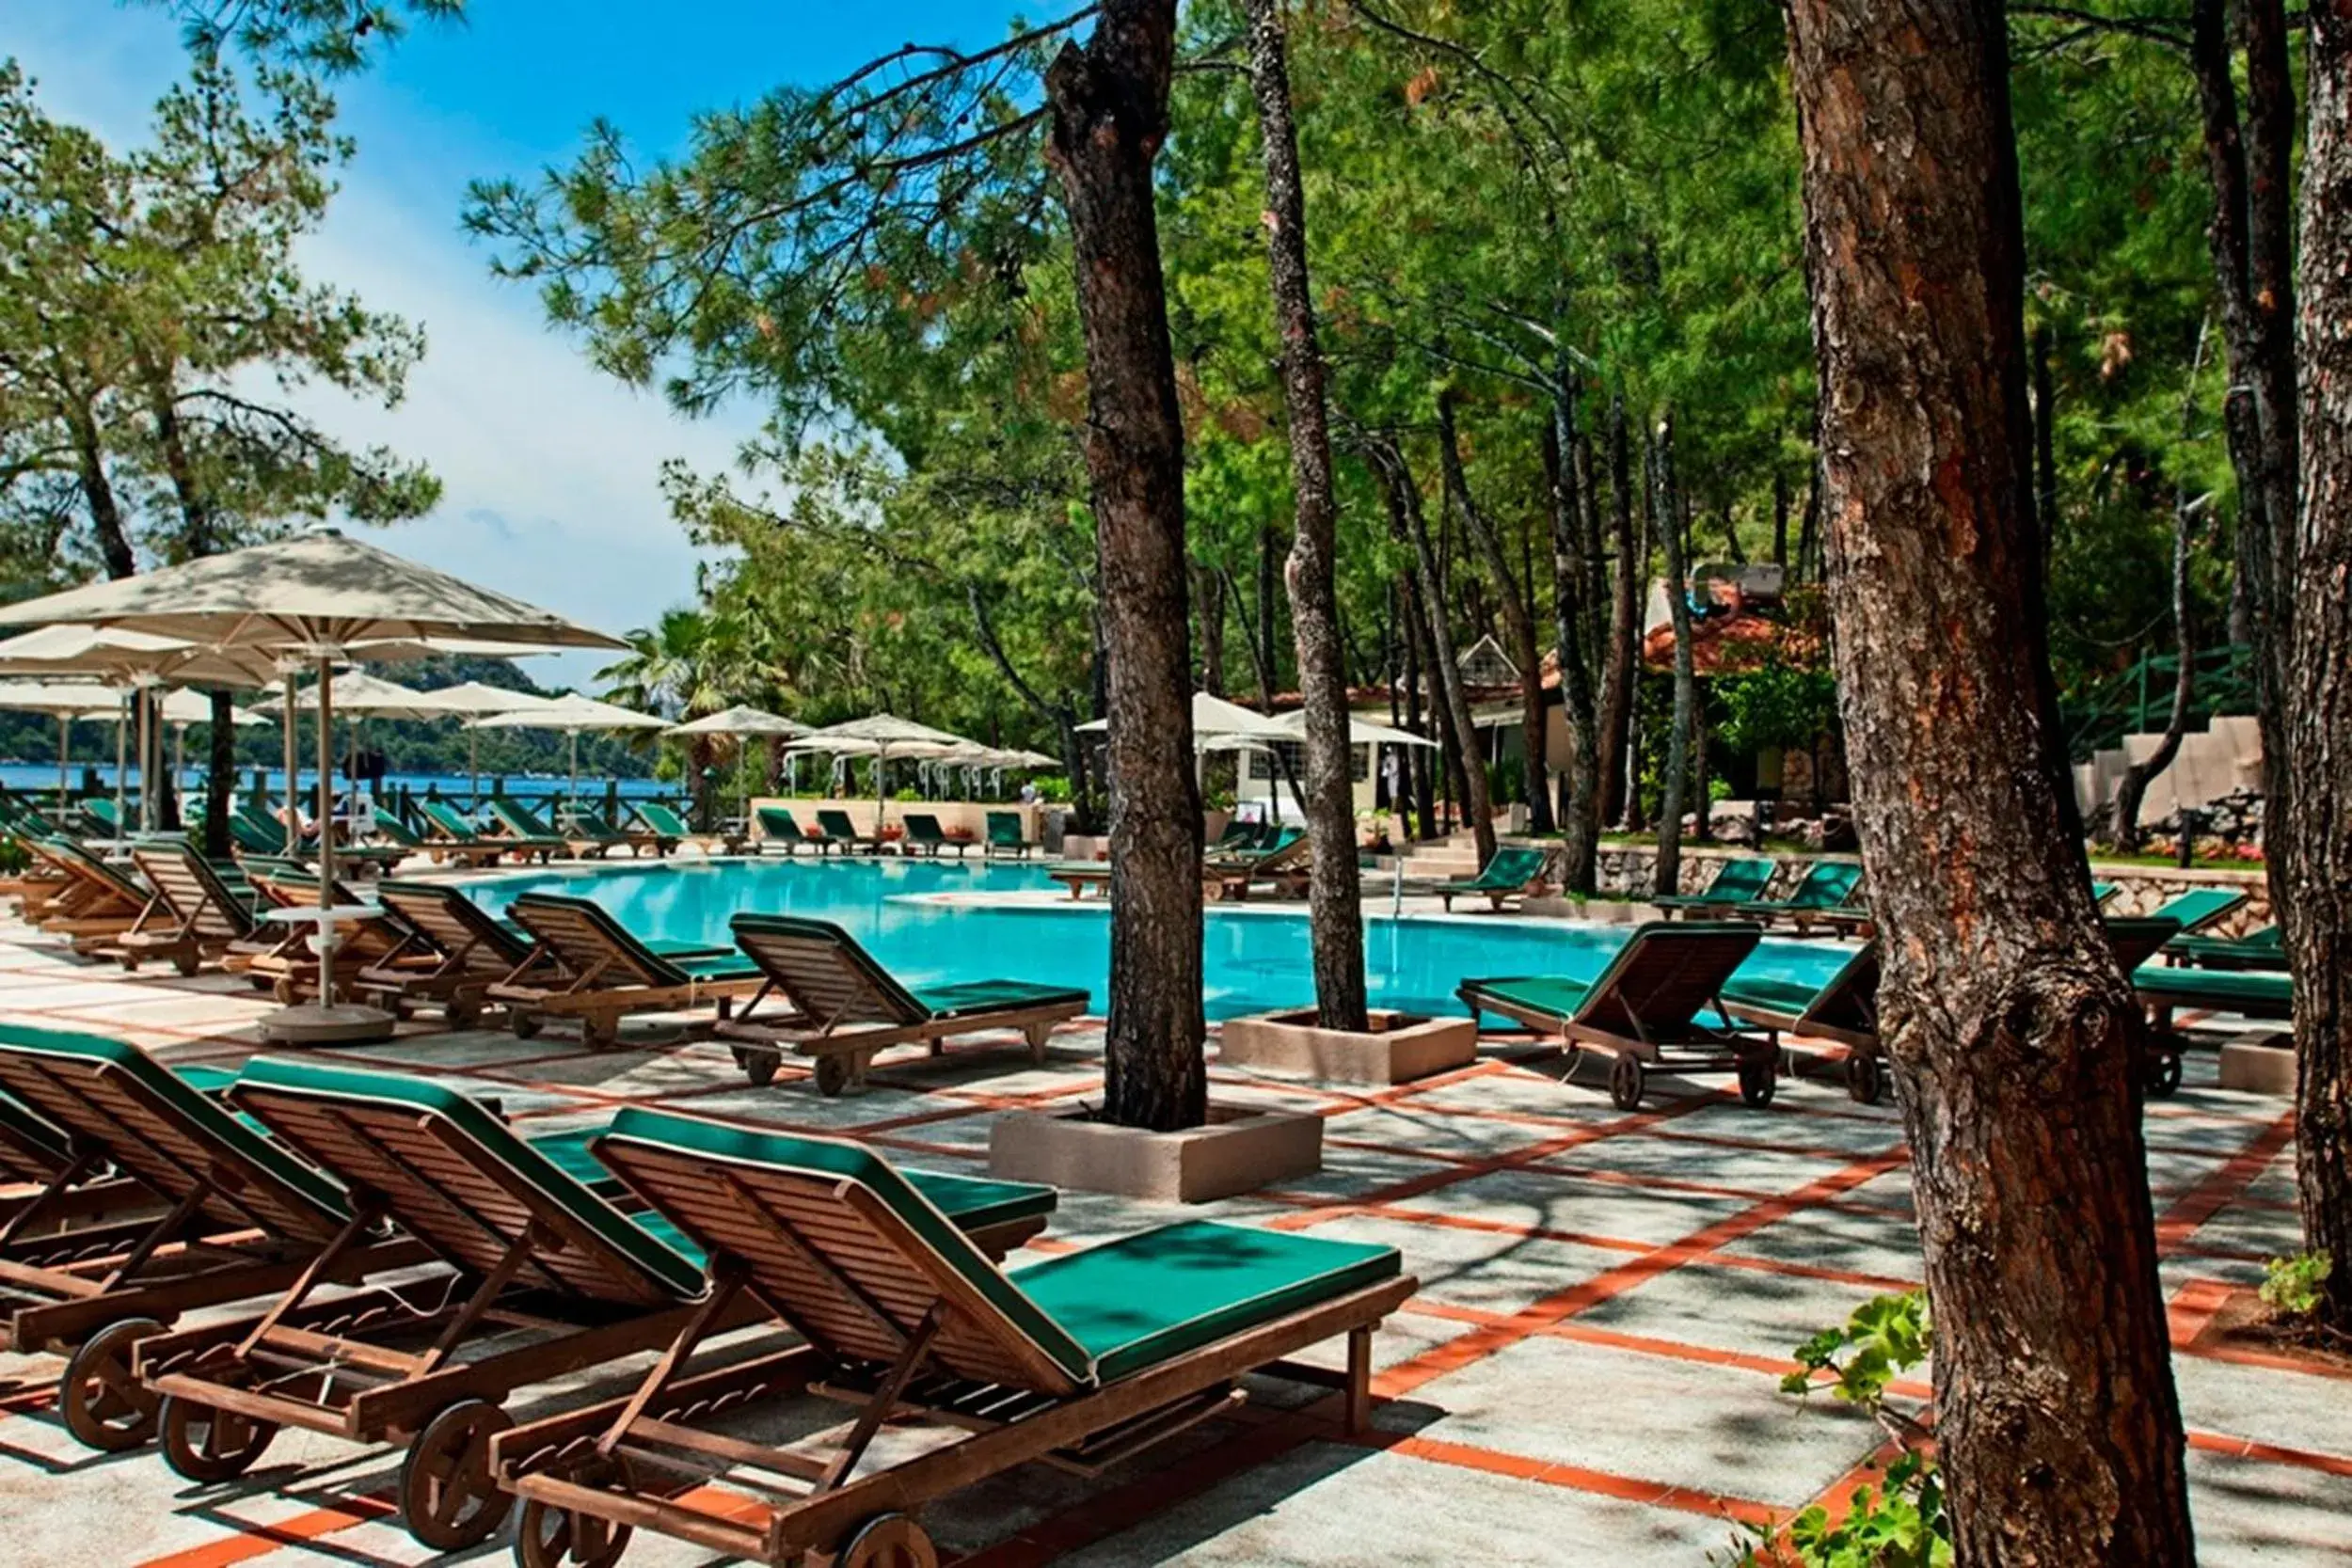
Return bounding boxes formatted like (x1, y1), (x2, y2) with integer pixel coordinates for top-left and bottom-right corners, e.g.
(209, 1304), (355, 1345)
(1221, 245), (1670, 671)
(630, 800), (732, 853)
(18, 836), (148, 946)
(1732, 862), (1867, 934)
(2144, 887), (2250, 938)
(899, 812), (960, 857)
(717, 913), (1089, 1093)
(491, 1111), (1413, 1568)
(1047, 859), (1111, 897)
(1652, 856), (1776, 917)
(77, 797), (128, 842)
(490, 796), (607, 859)
(987, 808), (1039, 858)
(755, 804), (833, 854)
(1459, 921), (1777, 1108)
(1426, 845), (1552, 912)
(2164, 923), (2285, 971)
(114, 840), (262, 975)
(1210, 830), (1312, 901)
(237, 861), (421, 1006)
(1723, 942), (1885, 1102)
(2135, 959), (2290, 1098)
(488, 894), (766, 1047)
(0, 1027), (421, 1454)
(134, 1061), (1057, 1550)
(421, 798), (561, 863)
(818, 807), (883, 852)
(574, 803), (671, 858)
(373, 805), (507, 868)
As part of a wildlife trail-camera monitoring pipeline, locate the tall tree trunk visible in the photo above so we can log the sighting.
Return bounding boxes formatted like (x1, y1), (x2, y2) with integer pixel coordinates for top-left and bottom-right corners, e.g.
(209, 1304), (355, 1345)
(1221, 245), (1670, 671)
(1245, 0), (1366, 1030)
(67, 402), (135, 581)
(2113, 325), (2211, 853)
(1772, 466), (1791, 568)
(1400, 571), (1436, 840)
(1652, 412), (1695, 895)
(1194, 563), (1227, 695)
(1375, 440), (1494, 863)
(1787, 3), (2195, 1561)
(2032, 322), (2059, 564)
(1256, 527), (1280, 689)
(1597, 396), (1640, 829)
(2286, 0), (2352, 1335)
(1044, 0), (1203, 1132)
(1546, 383), (1602, 892)
(1439, 391), (1552, 834)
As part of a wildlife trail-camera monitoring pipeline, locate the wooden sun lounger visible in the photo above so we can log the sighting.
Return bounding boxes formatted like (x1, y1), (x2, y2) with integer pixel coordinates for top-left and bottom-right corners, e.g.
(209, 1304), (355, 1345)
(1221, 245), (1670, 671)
(1651, 857), (1776, 918)
(986, 809), (1038, 858)
(116, 841), (262, 975)
(1723, 942), (1885, 1103)
(1209, 832), (1311, 902)
(1047, 860), (1110, 897)
(0, 1027), (423, 1455)
(491, 1111), (1412, 1568)
(716, 913), (1089, 1093)
(18, 837), (149, 947)
(574, 804), (671, 858)
(1731, 862), (1867, 935)
(818, 808), (883, 853)
(239, 862), (424, 1006)
(135, 1061), (1057, 1551)
(1425, 846), (1551, 912)
(418, 799), (557, 863)
(755, 805), (835, 855)
(899, 812), (970, 857)
(2145, 887), (2250, 938)
(1459, 921), (1778, 1109)
(631, 800), (738, 854)
(488, 894), (766, 1048)
(2163, 923), (2286, 971)
(356, 880), (534, 1025)
(373, 806), (511, 868)
(492, 797), (621, 860)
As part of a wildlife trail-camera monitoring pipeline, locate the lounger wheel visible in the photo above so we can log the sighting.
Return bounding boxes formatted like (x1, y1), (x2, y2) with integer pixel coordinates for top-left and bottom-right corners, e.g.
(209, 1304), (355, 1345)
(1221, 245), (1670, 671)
(446, 998), (481, 1029)
(271, 974), (299, 1005)
(2147, 1051), (2184, 1099)
(1845, 1052), (1884, 1106)
(511, 1010), (542, 1039)
(737, 1048), (779, 1087)
(1608, 1053), (1645, 1111)
(159, 1393), (278, 1482)
(401, 1399), (515, 1550)
(814, 1052), (853, 1097)
(1737, 1058), (1777, 1108)
(59, 1317), (162, 1452)
(174, 950), (200, 977)
(835, 1513), (939, 1567)
(515, 1455), (634, 1568)
(580, 1016), (617, 1050)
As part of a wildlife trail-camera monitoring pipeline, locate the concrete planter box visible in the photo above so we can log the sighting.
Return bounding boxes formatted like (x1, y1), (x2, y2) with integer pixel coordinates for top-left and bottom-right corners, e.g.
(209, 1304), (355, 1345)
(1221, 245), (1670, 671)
(989, 1101), (1322, 1203)
(1520, 896), (1657, 926)
(1219, 1008), (1476, 1086)
(1059, 833), (1107, 863)
(2218, 1037), (2296, 1096)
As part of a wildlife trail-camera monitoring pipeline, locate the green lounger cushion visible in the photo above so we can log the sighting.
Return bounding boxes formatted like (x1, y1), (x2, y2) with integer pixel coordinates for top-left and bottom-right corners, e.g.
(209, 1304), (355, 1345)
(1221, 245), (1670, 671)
(0, 1026), (349, 1227)
(2134, 966), (2292, 1017)
(1440, 847), (1548, 894)
(1740, 863), (1864, 913)
(1717, 973), (1820, 1017)
(1461, 974), (1593, 1023)
(914, 978), (1091, 1020)
(0, 1090), (71, 1172)
(489, 799), (562, 837)
(1006, 1220), (1400, 1384)
(634, 803), (691, 837)
(601, 1109), (1398, 1386)
(2148, 888), (2250, 935)
(234, 1056), (705, 1298)
(1653, 859), (1774, 908)
(758, 807), (810, 839)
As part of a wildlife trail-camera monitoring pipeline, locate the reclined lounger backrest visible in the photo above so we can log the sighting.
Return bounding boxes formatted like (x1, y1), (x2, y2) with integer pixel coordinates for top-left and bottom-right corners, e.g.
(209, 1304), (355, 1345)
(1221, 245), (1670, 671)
(507, 895), (688, 988)
(730, 913), (931, 1029)
(230, 1057), (703, 1307)
(1574, 922), (1763, 1039)
(373, 882), (531, 975)
(0, 1025), (349, 1242)
(128, 842), (254, 940)
(596, 1108), (1090, 1394)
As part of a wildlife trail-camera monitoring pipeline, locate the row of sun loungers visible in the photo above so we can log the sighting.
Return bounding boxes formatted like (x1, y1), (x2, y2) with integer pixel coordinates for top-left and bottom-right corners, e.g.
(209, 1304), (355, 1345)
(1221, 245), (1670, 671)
(0, 1026), (1410, 1560)
(754, 804), (1041, 858)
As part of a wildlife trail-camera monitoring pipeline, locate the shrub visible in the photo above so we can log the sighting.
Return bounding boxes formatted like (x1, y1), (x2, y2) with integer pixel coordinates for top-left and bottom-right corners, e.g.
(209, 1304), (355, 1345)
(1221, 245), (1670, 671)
(2260, 1250), (2334, 1319)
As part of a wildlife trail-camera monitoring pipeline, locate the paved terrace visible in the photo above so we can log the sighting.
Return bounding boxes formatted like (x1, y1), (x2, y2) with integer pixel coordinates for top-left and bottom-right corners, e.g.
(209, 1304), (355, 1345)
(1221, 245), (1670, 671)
(0, 915), (2340, 1567)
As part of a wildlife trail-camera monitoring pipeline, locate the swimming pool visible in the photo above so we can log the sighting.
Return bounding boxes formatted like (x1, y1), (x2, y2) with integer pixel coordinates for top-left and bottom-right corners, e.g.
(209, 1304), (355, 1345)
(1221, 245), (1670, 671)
(460, 858), (1855, 1021)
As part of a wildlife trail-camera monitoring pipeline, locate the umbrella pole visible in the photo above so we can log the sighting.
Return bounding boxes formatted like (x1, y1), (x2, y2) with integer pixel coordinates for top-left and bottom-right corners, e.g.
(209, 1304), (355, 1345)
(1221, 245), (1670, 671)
(314, 654), (337, 1003)
(56, 714), (68, 812)
(280, 671), (301, 853)
(469, 729), (479, 810)
(173, 722), (183, 801)
(569, 730), (579, 821)
(113, 692), (127, 841)
(135, 685), (152, 833)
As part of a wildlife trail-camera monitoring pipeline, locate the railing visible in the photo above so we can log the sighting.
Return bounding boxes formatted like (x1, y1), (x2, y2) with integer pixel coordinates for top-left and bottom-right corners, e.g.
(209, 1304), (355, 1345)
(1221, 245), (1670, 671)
(2062, 643), (2255, 763)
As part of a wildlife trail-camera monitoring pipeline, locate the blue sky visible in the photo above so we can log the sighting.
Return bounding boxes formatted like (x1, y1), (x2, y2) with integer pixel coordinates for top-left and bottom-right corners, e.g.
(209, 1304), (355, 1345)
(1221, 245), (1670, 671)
(4, 1), (1038, 685)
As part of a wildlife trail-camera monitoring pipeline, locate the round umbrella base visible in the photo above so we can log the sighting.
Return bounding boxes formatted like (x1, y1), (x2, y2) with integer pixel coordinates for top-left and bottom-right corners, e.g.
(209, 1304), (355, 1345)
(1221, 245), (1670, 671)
(258, 1002), (397, 1047)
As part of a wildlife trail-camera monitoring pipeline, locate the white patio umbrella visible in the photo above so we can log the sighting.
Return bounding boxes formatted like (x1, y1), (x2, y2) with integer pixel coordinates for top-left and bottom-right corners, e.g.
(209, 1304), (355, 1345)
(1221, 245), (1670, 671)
(789, 714), (971, 830)
(408, 682), (558, 802)
(1266, 708), (1439, 748)
(467, 693), (669, 812)
(1075, 689), (1285, 736)
(157, 690), (267, 804)
(0, 626), (280, 835)
(0, 681), (123, 808)
(664, 706), (807, 821)
(0, 529), (624, 1046)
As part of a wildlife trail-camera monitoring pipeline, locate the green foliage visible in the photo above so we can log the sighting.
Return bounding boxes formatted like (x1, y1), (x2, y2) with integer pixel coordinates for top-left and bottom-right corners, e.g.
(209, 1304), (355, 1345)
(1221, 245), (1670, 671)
(1716, 659), (1840, 756)
(1780, 1291), (1932, 1406)
(2260, 1251), (2335, 1320)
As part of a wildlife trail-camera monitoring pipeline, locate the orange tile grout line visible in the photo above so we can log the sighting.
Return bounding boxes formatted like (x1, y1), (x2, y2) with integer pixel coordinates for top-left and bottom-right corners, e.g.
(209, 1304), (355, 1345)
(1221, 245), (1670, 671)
(133, 1493), (397, 1568)
(2154, 1108), (2297, 1252)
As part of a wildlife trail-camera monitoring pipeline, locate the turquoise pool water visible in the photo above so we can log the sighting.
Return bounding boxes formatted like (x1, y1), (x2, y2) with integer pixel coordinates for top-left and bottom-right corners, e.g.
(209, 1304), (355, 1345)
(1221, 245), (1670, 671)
(461, 858), (1854, 1021)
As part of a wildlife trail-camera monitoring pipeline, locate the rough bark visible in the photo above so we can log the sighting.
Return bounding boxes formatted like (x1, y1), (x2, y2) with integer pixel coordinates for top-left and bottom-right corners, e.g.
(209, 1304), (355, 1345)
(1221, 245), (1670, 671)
(1439, 391), (1552, 835)
(1375, 439), (1493, 863)
(1546, 385), (1603, 892)
(2286, 0), (2352, 1333)
(1194, 562), (1227, 695)
(1400, 571), (1436, 840)
(1787, 2), (2196, 1560)
(1597, 396), (1640, 830)
(1244, 0), (1366, 1029)
(1772, 466), (1791, 567)
(67, 402), (136, 581)
(1043, 0), (1203, 1132)
(1652, 412), (1695, 895)
(2032, 322), (2059, 563)
(2113, 325), (2210, 853)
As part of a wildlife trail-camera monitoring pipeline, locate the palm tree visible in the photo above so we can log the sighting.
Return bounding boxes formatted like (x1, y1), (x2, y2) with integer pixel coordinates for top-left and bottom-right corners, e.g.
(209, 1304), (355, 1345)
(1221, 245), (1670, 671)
(599, 604), (788, 825)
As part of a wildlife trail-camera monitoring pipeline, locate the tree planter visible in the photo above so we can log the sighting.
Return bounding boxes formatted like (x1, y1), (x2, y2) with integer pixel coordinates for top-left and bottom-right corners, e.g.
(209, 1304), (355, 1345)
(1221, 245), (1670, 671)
(2218, 1037), (2296, 1096)
(989, 1102), (1321, 1203)
(1520, 896), (1656, 926)
(1218, 1008), (1476, 1086)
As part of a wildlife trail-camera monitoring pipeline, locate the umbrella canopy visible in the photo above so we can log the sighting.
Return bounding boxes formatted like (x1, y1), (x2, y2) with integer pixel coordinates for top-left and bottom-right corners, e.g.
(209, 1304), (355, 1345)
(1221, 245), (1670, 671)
(662, 705), (807, 739)
(1267, 709), (1439, 749)
(0, 624), (280, 687)
(156, 689), (268, 726)
(793, 713), (970, 752)
(467, 694), (669, 734)
(276, 672), (448, 717)
(1077, 690), (1284, 736)
(0, 530), (628, 654)
(0, 679), (122, 718)
(405, 681), (558, 716)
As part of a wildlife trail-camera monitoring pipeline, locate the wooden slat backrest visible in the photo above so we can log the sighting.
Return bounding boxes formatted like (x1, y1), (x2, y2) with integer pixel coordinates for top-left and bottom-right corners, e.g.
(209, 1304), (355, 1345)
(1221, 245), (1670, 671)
(1811, 944), (1881, 1036)
(373, 884), (529, 976)
(0, 1051), (339, 1241)
(0, 1095), (68, 1184)
(597, 1140), (1079, 1394)
(507, 896), (680, 988)
(30, 839), (145, 912)
(1576, 926), (1761, 1040)
(731, 919), (925, 1029)
(231, 1085), (678, 1307)
(128, 845), (251, 940)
